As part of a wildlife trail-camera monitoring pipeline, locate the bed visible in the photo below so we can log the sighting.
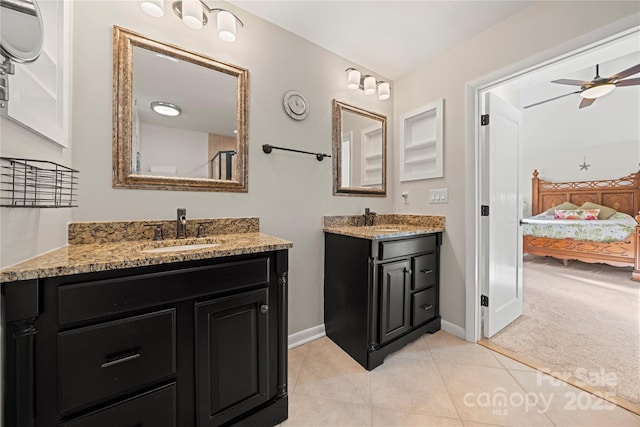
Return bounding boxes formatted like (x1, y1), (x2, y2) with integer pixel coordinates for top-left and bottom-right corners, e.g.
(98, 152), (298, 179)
(521, 170), (640, 281)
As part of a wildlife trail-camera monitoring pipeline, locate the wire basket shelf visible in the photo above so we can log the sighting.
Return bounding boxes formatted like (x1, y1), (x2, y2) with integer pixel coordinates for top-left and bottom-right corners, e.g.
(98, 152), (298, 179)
(1, 157), (79, 208)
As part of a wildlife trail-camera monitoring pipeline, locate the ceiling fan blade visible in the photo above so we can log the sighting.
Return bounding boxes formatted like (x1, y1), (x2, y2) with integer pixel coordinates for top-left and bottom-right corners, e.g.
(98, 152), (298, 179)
(610, 64), (640, 81)
(551, 79), (587, 86)
(579, 97), (596, 109)
(523, 91), (581, 109)
(615, 77), (640, 87)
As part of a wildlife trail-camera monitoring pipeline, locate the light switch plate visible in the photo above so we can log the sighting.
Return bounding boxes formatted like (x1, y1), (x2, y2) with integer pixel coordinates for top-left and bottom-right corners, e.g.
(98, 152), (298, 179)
(429, 188), (448, 204)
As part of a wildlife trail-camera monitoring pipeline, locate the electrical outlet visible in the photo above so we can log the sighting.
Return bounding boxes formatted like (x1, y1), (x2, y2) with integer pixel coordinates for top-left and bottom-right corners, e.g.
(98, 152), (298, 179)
(429, 188), (449, 204)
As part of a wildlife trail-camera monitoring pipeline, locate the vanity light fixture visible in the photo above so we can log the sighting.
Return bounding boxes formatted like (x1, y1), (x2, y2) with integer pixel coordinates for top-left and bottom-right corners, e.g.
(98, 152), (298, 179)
(139, 0), (244, 42)
(150, 101), (182, 117)
(345, 68), (390, 101)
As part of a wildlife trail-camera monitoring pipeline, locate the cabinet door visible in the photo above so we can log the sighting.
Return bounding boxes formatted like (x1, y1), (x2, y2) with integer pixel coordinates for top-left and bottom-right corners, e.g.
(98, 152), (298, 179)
(195, 288), (269, 427)
(379, 260), (411, 344)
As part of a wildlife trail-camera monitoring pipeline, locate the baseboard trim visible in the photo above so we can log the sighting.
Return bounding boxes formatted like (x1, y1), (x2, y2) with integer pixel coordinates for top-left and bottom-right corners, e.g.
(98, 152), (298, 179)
(441, 320), (466, 339)
(288, 324), (326, 349)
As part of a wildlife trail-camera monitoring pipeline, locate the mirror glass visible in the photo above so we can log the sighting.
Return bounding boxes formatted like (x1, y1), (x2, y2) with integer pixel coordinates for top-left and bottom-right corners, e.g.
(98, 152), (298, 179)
(332, 99), (386, 196)
(113, 26), (248, 192)
(0, 0), (43, 63)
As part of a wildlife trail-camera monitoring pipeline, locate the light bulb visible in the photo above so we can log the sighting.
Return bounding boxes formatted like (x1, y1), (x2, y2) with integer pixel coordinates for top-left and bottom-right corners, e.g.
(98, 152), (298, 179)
(580, 84), (615, 99)
(347, 69), (361, 90)
(363, 76), (376, 95)
(217, 11), (237, 42)
(140, 0), (164, 17)
(182, 0), (203, 30)
(377, 82), (390, 100)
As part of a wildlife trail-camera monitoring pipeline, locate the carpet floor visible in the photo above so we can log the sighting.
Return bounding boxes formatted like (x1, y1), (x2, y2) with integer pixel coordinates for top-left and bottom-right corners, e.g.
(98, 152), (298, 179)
(489, 255), (640, 406)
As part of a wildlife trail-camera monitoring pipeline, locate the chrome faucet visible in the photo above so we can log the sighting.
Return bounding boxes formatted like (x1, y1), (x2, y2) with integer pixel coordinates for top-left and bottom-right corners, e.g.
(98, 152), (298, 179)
(364, 208), (377, 226)
(177, 208), (187, 239)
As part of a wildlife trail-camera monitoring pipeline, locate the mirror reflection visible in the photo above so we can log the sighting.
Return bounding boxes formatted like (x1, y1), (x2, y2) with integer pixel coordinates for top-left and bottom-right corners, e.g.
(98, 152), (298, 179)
(113, 26), (248, 192)
(332, 100), (386, 196)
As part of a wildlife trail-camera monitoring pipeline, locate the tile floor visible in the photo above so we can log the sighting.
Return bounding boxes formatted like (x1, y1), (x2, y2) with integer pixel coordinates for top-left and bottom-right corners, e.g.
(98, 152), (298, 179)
(282, 331), (640, 426)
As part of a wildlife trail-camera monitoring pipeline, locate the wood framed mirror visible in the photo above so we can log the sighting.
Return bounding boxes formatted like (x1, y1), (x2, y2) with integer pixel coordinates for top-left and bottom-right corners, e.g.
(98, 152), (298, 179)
(112, 26), (248, 192)
(332, 99), (387, 197)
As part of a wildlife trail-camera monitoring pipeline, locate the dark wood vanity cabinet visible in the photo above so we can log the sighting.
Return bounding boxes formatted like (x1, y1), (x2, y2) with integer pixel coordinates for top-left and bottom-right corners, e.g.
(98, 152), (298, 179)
(324, 233), (441, 370)
(2, 250), (289, 427)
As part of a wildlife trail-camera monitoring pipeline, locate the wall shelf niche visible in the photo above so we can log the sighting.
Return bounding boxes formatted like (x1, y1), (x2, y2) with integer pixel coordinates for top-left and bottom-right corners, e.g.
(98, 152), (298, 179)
(399, 99), (444, 181)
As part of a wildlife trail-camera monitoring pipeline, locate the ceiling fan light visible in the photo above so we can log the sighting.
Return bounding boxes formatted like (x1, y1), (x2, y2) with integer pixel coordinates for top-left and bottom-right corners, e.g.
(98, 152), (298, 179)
(580, 83), (615, 99)
(181, 0), (203, 29)
(141, 0), (164, 17)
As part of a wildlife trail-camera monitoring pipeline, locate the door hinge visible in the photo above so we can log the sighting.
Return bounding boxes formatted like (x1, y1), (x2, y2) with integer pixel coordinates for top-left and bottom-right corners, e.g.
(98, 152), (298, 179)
(481, 205), (489, 216)
(481, 295), (489, 307)
(480, 114), (489, 126)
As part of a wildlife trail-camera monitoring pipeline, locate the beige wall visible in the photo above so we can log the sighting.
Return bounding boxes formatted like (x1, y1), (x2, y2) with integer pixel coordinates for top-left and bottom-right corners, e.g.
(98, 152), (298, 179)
(392, 2), (640, 329)
(70, 1), (394, 335)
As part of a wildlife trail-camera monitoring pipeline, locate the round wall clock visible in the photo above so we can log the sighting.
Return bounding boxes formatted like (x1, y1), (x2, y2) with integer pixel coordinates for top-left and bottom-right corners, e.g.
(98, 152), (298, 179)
(283, 90), (309, 120)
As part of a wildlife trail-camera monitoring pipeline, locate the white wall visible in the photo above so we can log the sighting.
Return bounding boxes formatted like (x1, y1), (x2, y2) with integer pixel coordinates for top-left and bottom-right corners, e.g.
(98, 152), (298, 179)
(70, 1), (394, 335)
(392, 2), (640, 329)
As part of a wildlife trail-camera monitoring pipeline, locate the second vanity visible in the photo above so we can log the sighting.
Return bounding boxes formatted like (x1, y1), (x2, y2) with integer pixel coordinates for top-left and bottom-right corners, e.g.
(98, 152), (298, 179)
(323, 214), (445, 370)
(1, 217), (292, 427)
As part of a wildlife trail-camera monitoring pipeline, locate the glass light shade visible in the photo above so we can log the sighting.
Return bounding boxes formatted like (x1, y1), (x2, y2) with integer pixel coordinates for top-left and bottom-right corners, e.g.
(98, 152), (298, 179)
(182, 0), (203, 30)
(347, 69), (361, 90)
(140, 0), (164, 17)
(377, 82), (390, 100)
(363, 76), (376, 95)
(580, 84), (615, 99)
(217, 11), (237, 42)
(151, 101), (182, 116)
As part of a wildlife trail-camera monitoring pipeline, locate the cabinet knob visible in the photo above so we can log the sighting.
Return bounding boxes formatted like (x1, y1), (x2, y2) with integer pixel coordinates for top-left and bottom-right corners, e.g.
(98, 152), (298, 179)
(403, 268), (412, 275)
(260, 304), (269, 314)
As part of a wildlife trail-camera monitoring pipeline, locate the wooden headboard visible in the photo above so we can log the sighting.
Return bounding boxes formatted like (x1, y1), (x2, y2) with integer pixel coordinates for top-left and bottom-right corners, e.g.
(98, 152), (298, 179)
(531, 169), (640, 217)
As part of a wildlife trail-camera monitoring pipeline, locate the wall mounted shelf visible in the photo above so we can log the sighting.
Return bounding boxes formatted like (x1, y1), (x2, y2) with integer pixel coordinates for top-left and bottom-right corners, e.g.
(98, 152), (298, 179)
(0, 157), (78, 208)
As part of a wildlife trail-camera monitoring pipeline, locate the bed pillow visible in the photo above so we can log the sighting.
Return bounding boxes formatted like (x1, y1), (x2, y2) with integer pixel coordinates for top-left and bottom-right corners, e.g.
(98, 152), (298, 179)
(545, 202), (578, 215)
(577, 202), (617, 220)
(554, 209), (600, 220)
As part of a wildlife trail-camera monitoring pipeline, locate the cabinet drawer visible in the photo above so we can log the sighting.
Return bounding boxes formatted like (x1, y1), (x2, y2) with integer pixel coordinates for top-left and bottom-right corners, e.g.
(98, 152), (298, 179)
(379, 235), (436, 260)
(58, 257), (270, 325)
(58, 309), (176, 413)
(412, 287), (436, 325)
(60, 384), (176, 427)
(412, 253), (437, 291)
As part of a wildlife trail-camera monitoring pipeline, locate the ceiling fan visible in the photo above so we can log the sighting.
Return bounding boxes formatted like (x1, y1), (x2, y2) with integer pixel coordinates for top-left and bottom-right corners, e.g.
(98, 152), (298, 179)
(524, 63), (640, 109)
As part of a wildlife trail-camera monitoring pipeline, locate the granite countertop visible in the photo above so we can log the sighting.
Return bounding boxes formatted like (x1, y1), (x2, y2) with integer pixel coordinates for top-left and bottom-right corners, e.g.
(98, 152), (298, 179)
(1, 218), (293, 283)
(323, 214), (445, 240)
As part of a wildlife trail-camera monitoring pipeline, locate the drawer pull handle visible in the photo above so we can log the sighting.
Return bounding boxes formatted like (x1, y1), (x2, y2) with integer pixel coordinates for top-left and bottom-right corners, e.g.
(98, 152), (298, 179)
(421, 304), (434, 311)
(101, 353), (141, 369)
(260, 304), (269, 314)
(420, 269), (433, 274)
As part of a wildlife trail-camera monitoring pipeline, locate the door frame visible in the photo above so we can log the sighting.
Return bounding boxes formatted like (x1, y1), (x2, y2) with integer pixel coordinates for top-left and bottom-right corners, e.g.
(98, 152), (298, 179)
(464, 25), (640, 342)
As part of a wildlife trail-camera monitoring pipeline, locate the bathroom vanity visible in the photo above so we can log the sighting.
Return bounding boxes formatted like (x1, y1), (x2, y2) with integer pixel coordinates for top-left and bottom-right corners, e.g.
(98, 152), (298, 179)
(323, 214), (445, 370)
(1, 218), (292, 427)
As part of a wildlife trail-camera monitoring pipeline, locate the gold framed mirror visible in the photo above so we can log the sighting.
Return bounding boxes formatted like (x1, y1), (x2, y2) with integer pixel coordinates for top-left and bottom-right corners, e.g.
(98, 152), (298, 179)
(112, 26), (248, 192)
(332, 99), (387, 197)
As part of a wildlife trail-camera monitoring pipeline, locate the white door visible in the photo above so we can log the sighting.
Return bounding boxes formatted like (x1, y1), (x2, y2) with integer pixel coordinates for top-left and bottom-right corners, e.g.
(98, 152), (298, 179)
(481, 92), (524, 338)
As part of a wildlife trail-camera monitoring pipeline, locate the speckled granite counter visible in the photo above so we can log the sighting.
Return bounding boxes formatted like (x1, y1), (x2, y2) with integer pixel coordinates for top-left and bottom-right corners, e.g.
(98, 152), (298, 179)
(1, 217), (292, 282)
(323, 214), (445, 240)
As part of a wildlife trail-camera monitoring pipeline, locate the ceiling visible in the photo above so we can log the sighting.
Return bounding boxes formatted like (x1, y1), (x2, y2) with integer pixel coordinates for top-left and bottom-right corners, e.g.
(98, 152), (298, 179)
(228, 1), (533, 80)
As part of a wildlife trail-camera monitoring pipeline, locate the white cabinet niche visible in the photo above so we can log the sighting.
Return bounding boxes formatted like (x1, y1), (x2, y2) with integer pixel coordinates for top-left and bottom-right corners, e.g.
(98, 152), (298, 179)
(399, 99), (444, 181)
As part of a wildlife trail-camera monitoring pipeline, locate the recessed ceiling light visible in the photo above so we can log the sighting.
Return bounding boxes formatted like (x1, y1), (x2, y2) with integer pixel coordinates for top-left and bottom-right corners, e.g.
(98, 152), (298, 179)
(150, 101), (182, 116)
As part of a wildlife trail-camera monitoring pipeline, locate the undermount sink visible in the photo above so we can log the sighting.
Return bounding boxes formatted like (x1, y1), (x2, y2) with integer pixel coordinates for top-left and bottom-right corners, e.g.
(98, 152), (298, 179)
(142, 243), (220, 253)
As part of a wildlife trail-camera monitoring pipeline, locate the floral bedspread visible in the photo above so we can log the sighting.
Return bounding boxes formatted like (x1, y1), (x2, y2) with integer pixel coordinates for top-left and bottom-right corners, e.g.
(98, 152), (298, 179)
(521, 212), (637, 243)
